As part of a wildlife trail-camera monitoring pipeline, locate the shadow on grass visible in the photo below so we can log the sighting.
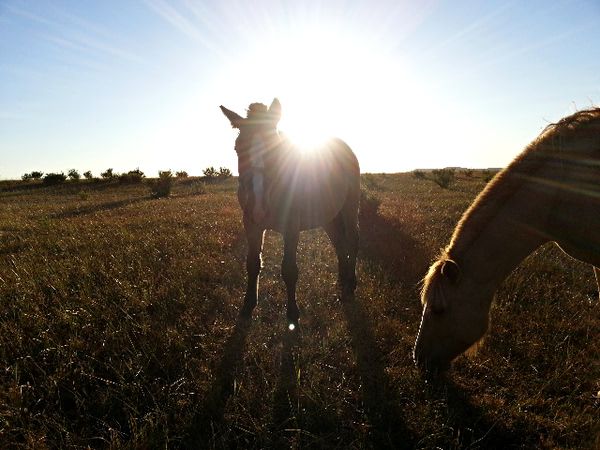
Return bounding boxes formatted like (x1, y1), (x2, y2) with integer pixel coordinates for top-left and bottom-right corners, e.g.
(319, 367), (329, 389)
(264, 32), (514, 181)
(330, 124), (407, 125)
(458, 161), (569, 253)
(359, 191), (429, 285)
(186, 315), (251, 446)
(270, 330), (300, 447)
(49, 196), (151, 219)
(421, 376), (526, 449)
(342, 296), (416, 448)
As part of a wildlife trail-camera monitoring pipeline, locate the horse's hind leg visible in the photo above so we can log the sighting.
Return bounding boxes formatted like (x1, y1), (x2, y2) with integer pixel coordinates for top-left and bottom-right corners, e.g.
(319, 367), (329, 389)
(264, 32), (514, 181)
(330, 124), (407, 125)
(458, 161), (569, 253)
(343, 211), (359, 297)
(241, 223), (265, 319)
(282, 231), (300, 326)
(594, 266), (600, 300)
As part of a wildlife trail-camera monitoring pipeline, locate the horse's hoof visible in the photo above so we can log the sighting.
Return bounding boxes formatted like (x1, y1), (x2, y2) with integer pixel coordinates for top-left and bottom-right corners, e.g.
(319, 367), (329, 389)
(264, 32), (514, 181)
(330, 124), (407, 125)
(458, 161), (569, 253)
(286, 308), (300, 329)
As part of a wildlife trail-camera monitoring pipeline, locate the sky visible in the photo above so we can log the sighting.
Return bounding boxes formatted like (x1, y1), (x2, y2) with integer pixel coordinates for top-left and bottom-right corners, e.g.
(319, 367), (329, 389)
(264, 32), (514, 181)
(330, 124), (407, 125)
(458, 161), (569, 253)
(1, 0), (599, 179)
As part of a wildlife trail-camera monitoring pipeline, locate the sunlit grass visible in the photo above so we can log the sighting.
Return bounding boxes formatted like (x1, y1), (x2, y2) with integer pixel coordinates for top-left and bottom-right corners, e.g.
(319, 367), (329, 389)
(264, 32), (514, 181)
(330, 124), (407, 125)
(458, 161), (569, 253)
(0, 173), (597, 448)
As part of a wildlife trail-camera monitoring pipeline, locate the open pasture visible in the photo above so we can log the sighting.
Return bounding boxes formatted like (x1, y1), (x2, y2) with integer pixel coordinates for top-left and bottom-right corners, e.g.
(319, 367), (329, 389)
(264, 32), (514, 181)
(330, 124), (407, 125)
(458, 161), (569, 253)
(0, 174), (598, 448)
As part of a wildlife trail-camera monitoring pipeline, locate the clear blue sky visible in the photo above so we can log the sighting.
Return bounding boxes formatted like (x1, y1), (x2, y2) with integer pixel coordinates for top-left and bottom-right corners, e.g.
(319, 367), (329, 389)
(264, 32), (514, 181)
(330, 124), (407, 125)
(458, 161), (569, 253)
(1, 0), (599, 179)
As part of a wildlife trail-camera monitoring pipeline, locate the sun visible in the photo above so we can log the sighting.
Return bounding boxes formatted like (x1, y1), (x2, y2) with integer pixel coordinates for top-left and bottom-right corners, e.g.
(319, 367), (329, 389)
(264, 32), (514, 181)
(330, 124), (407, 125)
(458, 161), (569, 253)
(215, 20), (442, 171)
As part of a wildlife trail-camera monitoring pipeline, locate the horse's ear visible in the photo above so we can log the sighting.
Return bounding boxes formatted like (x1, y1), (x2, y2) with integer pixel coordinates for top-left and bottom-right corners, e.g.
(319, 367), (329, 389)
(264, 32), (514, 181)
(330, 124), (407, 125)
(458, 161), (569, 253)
(441, 259), (461, 284)
(220, 105), (244, 128)
(268, 98), (281, 125)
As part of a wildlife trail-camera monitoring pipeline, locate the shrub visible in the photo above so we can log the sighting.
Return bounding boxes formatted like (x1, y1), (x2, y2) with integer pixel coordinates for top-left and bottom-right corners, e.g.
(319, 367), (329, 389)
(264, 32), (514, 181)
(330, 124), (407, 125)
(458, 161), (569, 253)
(202, 166), (217, 180)
(43, 172), (67, 185)
(431, 168), (455, 189)
(218, 167), (232, 179)
(83, 171), (93, 180)
(22, 171), (44, 181)
(483, 170), (499, 183)
(461, 169), (474, 178)
(68, 169), (81, 180)
(119, 168), (145, 184)
(412, 170), (426, 179)
(150, 170), (173, 198)
(101, 168), (114, 179)
(176, 171), (188, 178)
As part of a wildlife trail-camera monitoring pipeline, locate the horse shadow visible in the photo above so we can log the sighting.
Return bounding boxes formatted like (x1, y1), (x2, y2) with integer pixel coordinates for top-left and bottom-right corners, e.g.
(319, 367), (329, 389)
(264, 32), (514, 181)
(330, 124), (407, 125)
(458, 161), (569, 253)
(423, 375), (527, 448)
(358, 191), (430, 285)
(186, 315), (252, 446)
(49, 196), (151, 219)
(270, 329), (300, 447)
(341, 296), (416, 448)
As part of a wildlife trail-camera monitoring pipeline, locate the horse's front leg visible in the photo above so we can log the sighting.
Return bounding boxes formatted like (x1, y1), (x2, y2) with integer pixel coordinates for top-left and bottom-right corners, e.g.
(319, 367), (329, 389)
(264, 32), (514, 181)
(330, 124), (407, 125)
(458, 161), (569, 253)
(282, 231), (300, 327)
(241, 223), (265, 319)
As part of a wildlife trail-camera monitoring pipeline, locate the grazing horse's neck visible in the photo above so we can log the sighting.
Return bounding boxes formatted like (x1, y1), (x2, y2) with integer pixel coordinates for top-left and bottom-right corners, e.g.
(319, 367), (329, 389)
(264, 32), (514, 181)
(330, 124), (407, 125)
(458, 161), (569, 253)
(447, 185), (549, 288)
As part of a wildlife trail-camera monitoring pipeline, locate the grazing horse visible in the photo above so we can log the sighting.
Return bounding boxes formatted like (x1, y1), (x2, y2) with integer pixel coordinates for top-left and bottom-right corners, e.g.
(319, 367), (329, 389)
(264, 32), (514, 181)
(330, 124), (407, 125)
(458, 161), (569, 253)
(414, 108), (600, 372)
(220, 99), (360, 326)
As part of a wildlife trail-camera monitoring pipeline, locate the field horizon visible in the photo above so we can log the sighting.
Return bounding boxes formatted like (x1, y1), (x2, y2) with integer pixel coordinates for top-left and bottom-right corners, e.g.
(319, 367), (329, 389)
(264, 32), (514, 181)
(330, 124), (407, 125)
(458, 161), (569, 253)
(1, 172), (598, 448)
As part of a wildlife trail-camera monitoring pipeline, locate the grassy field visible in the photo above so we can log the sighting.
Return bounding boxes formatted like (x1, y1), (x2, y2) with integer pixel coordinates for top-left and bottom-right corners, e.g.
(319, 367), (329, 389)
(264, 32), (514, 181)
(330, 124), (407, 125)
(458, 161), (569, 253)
(0, 174), (598, 449)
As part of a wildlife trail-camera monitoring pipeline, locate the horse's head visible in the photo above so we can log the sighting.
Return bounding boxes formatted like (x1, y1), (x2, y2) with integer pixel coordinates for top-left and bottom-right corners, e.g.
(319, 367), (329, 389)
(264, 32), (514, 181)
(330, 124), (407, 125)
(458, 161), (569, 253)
(220, 98), (282, 224)
(413, 257), (491, 374)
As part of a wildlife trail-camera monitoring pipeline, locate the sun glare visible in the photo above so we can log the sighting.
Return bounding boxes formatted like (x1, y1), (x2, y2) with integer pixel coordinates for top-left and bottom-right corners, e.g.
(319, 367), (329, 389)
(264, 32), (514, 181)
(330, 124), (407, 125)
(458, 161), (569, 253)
(214, 20), (446, 172)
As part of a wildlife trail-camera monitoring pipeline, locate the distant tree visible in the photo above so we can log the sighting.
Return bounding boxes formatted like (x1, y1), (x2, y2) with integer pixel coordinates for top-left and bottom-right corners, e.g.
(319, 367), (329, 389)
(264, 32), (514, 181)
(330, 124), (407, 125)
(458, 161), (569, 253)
(461, 169), (474, 178)
(43, 172), (67, 185)
(431, 168), (456, 189)
(101, 168), (114, 179)
(412, 170), (426, 179)
(150, 170), (173, 198)
(218, 167), (232, 179)
(202, 166), (217, 180)
(176, 171), (188, 178)
(68, 169), (81, 180)
(118, 168), (145, 184)
(83, 170), (93, 180)
(22, 171), (44, 181)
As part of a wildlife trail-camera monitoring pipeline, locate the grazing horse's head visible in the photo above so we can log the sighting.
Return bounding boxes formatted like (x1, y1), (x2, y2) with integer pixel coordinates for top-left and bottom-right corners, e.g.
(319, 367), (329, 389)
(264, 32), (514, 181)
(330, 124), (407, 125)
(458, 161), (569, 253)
(220, 99), (282, 224)
(413, 257), (491, 373)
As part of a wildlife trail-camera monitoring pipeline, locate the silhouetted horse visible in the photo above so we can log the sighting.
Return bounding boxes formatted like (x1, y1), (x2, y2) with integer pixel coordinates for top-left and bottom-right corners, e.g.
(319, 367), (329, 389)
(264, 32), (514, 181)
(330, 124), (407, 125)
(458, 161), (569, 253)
(220, 99), (360, 326)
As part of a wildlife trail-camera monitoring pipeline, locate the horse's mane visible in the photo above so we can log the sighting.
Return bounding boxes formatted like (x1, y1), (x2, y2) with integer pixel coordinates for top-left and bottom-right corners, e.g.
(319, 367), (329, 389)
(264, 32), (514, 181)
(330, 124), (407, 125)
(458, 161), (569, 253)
(443, 107), (600, 265)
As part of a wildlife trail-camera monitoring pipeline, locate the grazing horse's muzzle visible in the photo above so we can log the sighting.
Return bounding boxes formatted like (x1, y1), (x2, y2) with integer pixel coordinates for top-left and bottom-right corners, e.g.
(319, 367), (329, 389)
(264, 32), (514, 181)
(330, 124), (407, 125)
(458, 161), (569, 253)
(413, 339), (451, 375)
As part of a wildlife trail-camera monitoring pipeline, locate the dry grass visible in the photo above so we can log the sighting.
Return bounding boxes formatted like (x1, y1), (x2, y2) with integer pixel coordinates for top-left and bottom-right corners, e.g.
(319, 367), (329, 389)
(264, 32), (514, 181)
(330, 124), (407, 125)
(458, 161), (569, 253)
(0, 174), (598, 449)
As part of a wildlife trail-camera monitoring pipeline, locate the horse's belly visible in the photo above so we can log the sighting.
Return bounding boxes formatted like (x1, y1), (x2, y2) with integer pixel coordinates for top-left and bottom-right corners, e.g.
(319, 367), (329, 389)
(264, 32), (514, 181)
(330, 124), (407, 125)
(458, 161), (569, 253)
(268, 178), (348, 231)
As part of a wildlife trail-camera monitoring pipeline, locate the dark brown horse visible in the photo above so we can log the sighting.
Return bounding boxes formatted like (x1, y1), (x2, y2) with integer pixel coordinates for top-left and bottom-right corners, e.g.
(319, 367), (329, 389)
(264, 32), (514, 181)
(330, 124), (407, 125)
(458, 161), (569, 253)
(220, 99), (360, 326)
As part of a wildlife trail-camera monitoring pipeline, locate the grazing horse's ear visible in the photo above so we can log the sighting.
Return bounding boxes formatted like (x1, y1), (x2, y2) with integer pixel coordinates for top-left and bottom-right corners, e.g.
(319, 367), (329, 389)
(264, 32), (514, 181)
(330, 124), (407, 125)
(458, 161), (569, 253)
(268, 98), (281, 125)
(441, 259), (461, 284)
(220, 105), (244, 128)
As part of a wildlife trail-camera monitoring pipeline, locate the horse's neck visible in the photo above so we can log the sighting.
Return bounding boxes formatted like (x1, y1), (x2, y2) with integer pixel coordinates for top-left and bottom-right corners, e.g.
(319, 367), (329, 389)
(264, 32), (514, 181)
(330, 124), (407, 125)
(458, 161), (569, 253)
(265, 135), (294, 177)
(448, 185), (549, 287)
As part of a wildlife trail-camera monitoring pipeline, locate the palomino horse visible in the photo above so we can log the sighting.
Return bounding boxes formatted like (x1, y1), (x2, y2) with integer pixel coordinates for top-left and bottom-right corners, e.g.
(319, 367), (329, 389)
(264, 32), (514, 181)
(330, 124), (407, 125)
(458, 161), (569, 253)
(220, 99), (360, 326)
(414, 108), (600, 372)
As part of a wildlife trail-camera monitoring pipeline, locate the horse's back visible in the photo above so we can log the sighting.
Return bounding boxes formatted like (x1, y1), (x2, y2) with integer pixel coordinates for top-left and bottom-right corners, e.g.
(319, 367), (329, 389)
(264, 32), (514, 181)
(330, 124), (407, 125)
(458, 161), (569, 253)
(269, 138), (360, 231)
(543, 111), (600, 265)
